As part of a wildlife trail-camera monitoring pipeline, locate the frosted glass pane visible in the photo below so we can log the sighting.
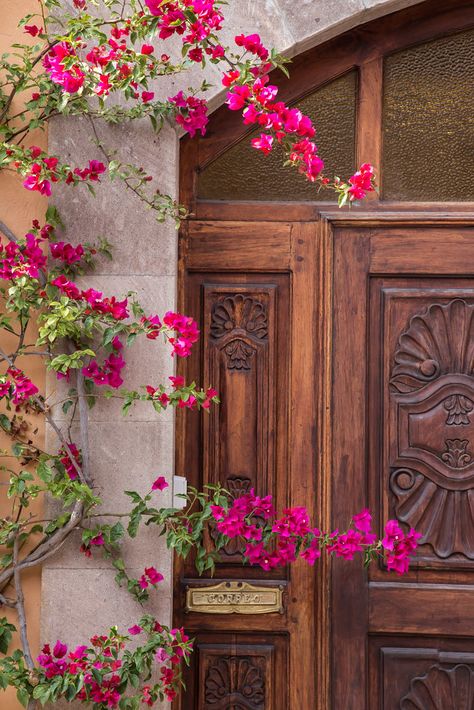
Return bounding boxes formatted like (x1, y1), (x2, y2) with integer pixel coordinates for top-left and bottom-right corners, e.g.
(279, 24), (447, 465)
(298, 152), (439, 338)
(198, 71), (357, 201)
(383, 29), (474, 201)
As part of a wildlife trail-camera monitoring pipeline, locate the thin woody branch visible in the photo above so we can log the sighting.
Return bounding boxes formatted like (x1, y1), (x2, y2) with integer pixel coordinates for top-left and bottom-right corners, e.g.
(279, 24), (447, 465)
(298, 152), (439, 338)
(13, 537), (33, 669)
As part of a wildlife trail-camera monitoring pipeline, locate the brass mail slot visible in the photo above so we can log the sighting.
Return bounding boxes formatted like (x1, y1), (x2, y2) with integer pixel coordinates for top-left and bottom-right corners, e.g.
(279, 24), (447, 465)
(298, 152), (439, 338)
(185, 581), (284, 615)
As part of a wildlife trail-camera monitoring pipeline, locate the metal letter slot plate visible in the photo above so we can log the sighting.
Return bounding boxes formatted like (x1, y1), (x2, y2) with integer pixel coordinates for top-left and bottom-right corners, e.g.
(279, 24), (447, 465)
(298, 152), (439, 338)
(185, 581), (284, 615)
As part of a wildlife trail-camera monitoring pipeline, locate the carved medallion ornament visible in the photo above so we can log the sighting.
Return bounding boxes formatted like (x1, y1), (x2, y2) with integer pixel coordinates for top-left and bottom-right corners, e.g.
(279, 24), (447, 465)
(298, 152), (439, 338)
(400, 663), (474, 709)
(389, 299), (474, 559)
(210, 295), (268, 371)
(204, 656), (265, 709)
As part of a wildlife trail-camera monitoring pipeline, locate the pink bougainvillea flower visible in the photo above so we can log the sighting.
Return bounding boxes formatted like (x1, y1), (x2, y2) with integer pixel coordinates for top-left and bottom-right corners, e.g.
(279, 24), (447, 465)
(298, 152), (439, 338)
(188, 47), (203, 63)
(155, 648), (170, 663)
(7, 367), (39, 405)
(86, 160), (106, 181)
(300, 538), (321, 565)
(141, 44), (154, 55)
(53, 640), (68, 659)
(90, 533), (105, 546)
(138, 566), (164, 589)
(29, 145), (42, 159)
(163, 311), (199, 357)
(169, 375), (185, 389)
(142, 686), (153, 706)
(50, 241), (84, 264)
(152, 476), (169, 491)
(348, 163), (375, 201)
(96, 74), (112, 96)
(141, 314), (162, 339)
(23, 164), (52, 196)
(145, 566), (164, 584)
(169, 91), (208, 137)
(234, 33), (269, 60)
(226, 85), (251, 111)
(127, 625), (142, 635)
(178, 394), (197, 409)
(82, 351), (126, 389)
(141, 90), (155, 103)
(327, 529), (364, 560)
(24, 24), (42, 36)
(43, 42), (85, 93)
(381, 519), (403, 551)
(352, 508), (372, 534)
(251, 133), (274, 155)
(51, 274), (82, 299)
(59, 443), (82, 480)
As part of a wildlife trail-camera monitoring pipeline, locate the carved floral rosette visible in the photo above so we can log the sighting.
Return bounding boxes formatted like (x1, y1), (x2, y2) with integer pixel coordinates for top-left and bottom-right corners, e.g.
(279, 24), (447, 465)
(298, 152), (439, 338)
(389, 299), (474, 560)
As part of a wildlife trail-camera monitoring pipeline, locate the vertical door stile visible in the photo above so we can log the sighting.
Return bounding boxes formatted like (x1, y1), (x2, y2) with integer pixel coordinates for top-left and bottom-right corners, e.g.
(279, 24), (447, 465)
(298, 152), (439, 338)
(331, 226), (371, 709)
(288, 222), (319, 710)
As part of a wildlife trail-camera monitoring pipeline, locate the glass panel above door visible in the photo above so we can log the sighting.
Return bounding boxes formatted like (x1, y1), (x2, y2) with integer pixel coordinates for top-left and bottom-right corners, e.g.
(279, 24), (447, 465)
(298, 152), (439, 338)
(197, 71), (357, 202)
(382, 29), (474, 201)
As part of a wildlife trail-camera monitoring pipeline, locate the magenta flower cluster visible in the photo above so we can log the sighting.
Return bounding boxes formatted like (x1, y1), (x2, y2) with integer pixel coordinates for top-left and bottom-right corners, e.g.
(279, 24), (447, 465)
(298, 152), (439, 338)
(211, 490), (421, 574)
(141, 310), (200, 357)
(0, 367), (39, 406)
(0, 233), (46, 280)
(82, 338), (125, 389)
(51, 275), (130, 320)
(36, 622), (190, 707)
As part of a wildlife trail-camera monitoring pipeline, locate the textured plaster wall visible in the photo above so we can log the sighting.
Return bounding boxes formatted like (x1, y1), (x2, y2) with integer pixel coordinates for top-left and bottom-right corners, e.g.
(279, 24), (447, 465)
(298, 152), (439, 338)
(0, 2), (47, 708)
(42, 0), (424, 703)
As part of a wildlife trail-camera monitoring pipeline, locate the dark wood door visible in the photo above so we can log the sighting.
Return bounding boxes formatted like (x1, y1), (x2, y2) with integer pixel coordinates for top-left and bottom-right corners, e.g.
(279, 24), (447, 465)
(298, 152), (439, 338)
(331, 215), (474, 709)
(175, 212), (474, 709)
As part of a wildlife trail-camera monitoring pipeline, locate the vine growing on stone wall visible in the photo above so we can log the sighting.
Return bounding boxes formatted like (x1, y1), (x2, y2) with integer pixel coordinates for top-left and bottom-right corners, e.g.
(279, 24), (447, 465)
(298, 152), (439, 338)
(0, 1), (417, 708)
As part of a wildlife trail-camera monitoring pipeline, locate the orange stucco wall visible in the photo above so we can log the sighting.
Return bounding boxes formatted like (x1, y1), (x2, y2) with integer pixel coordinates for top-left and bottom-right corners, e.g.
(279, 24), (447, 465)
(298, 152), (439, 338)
(0, 2), (46, 707)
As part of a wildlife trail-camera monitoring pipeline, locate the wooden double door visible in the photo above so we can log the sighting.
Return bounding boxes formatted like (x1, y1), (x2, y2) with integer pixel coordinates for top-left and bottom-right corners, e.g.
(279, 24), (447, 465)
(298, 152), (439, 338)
(175, 211), (474, 709)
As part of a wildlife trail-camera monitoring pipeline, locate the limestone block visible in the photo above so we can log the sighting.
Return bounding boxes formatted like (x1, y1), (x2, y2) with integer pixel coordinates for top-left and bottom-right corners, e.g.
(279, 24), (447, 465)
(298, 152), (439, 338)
(49, 116), (179, 277)
(40, 567), (172, 645)
(276, 0), (365, 55)
(44, 416), (175, 563)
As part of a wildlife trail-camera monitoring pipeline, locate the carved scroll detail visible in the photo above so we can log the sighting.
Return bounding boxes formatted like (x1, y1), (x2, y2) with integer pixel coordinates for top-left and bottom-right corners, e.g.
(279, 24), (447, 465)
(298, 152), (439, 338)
(400, 663), (474, 709)
(204, 656), (266, 709)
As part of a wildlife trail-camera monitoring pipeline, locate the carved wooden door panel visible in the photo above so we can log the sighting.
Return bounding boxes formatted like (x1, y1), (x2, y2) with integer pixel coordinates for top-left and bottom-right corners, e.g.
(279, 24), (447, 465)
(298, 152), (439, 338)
(331, 218), (474, 710)
(174, 221), (319, 710)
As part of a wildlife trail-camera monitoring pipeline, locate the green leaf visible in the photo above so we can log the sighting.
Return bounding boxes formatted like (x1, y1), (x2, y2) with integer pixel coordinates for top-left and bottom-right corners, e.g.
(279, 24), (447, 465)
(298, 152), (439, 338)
(16, 688), (30, 708)
(0, 414), (11, 432)
(45, 205), (64, 227)
(62, 399), (73, 415)
(0, 617), (15, 654)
